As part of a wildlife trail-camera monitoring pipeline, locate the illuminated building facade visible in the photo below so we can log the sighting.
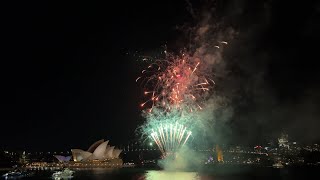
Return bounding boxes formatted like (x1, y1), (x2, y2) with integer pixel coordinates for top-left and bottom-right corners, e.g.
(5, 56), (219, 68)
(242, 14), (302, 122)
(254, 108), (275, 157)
(70, 139), (122, 161)
(45, 139), (123, 168)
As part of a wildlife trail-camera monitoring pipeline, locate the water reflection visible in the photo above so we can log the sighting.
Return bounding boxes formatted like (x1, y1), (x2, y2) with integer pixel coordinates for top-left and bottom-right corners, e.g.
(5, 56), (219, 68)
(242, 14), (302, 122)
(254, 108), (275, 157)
(141, 170), (201, 180)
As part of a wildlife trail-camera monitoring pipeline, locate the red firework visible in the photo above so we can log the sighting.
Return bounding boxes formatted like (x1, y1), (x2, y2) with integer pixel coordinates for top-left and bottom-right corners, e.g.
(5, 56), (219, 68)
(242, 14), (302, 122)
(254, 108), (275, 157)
(137, 52), (215, 112)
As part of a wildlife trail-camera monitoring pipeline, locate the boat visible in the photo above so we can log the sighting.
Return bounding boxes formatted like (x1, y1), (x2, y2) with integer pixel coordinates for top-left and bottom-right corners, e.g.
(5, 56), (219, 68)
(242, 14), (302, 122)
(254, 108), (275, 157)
(2, 169), (33, 179)
(52, 168), (74, 179)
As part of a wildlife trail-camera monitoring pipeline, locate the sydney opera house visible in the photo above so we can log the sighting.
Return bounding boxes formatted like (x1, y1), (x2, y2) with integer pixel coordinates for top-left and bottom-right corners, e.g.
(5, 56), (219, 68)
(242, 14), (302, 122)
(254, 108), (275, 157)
(71, 139), (122, 161)
(54, 139), (123, 168)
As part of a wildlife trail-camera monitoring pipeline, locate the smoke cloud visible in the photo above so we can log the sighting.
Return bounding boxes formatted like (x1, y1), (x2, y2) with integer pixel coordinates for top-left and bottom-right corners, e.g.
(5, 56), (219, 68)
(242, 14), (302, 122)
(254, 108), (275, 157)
(138, 0), (320, 173)
(137, 1), (237, 171)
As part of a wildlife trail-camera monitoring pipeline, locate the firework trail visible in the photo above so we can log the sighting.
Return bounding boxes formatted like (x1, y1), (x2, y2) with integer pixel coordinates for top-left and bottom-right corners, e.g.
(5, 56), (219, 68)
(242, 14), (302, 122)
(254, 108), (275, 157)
(140, 108), (195, 158)
(150, 122), (192, 157)
(137, 51), (216, 113)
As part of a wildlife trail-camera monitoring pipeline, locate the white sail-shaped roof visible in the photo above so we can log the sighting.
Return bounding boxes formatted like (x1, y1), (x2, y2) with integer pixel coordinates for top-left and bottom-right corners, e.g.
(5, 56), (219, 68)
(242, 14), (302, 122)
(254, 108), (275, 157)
(71, 149), (84, 161)
(92, 140), (109, 160)
(70, 139), (121, 161)
(112, 149), (122, 158)
(87, 139), (104, 153)
(80, 151), (92, 160)
(105, 146), (115, 158)
(71, 149), (92, 161)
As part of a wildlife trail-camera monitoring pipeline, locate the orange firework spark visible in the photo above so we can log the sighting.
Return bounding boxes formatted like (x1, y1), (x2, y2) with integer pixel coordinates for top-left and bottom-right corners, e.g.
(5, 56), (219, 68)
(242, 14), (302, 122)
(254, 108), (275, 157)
(137, 52), (215, 112)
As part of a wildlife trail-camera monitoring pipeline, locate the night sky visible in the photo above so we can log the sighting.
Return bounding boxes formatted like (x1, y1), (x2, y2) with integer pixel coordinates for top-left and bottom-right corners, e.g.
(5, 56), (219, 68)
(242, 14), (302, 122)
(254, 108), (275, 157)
(1, 0), (320, 151)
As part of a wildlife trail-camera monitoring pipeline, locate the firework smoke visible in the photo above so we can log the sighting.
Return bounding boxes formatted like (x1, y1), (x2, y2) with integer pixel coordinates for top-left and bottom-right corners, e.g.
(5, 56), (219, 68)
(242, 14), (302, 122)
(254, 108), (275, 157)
(136, 4), (235, 171)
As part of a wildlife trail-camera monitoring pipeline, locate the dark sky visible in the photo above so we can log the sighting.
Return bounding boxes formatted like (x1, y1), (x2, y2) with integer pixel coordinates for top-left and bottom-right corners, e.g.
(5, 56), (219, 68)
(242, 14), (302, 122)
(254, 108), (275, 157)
(1, 0), (320, 151)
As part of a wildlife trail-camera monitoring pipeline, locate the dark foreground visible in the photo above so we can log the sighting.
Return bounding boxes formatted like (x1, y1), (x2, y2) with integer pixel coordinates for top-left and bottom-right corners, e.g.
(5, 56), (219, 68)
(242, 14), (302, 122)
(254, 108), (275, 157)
(1, 166), (320, 180)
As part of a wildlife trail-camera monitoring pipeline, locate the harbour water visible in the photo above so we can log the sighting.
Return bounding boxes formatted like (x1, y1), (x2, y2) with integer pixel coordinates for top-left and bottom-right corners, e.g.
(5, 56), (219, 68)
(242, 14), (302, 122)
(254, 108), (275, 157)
(2, 166), (320, 180)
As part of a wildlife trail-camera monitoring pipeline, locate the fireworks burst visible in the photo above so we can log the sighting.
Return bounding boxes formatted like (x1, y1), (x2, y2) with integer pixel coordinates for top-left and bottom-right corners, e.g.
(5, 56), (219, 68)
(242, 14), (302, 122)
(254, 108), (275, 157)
(137, 41), (228, 158)
(137, 51), (215, 113)
(150, 122), (192, 158)
(140, 107), (196, 158)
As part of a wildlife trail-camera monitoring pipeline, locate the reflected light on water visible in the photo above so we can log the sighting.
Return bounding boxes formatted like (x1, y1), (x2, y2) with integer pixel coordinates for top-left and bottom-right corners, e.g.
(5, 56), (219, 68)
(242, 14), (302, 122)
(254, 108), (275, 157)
(143, 170), (201, 180)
